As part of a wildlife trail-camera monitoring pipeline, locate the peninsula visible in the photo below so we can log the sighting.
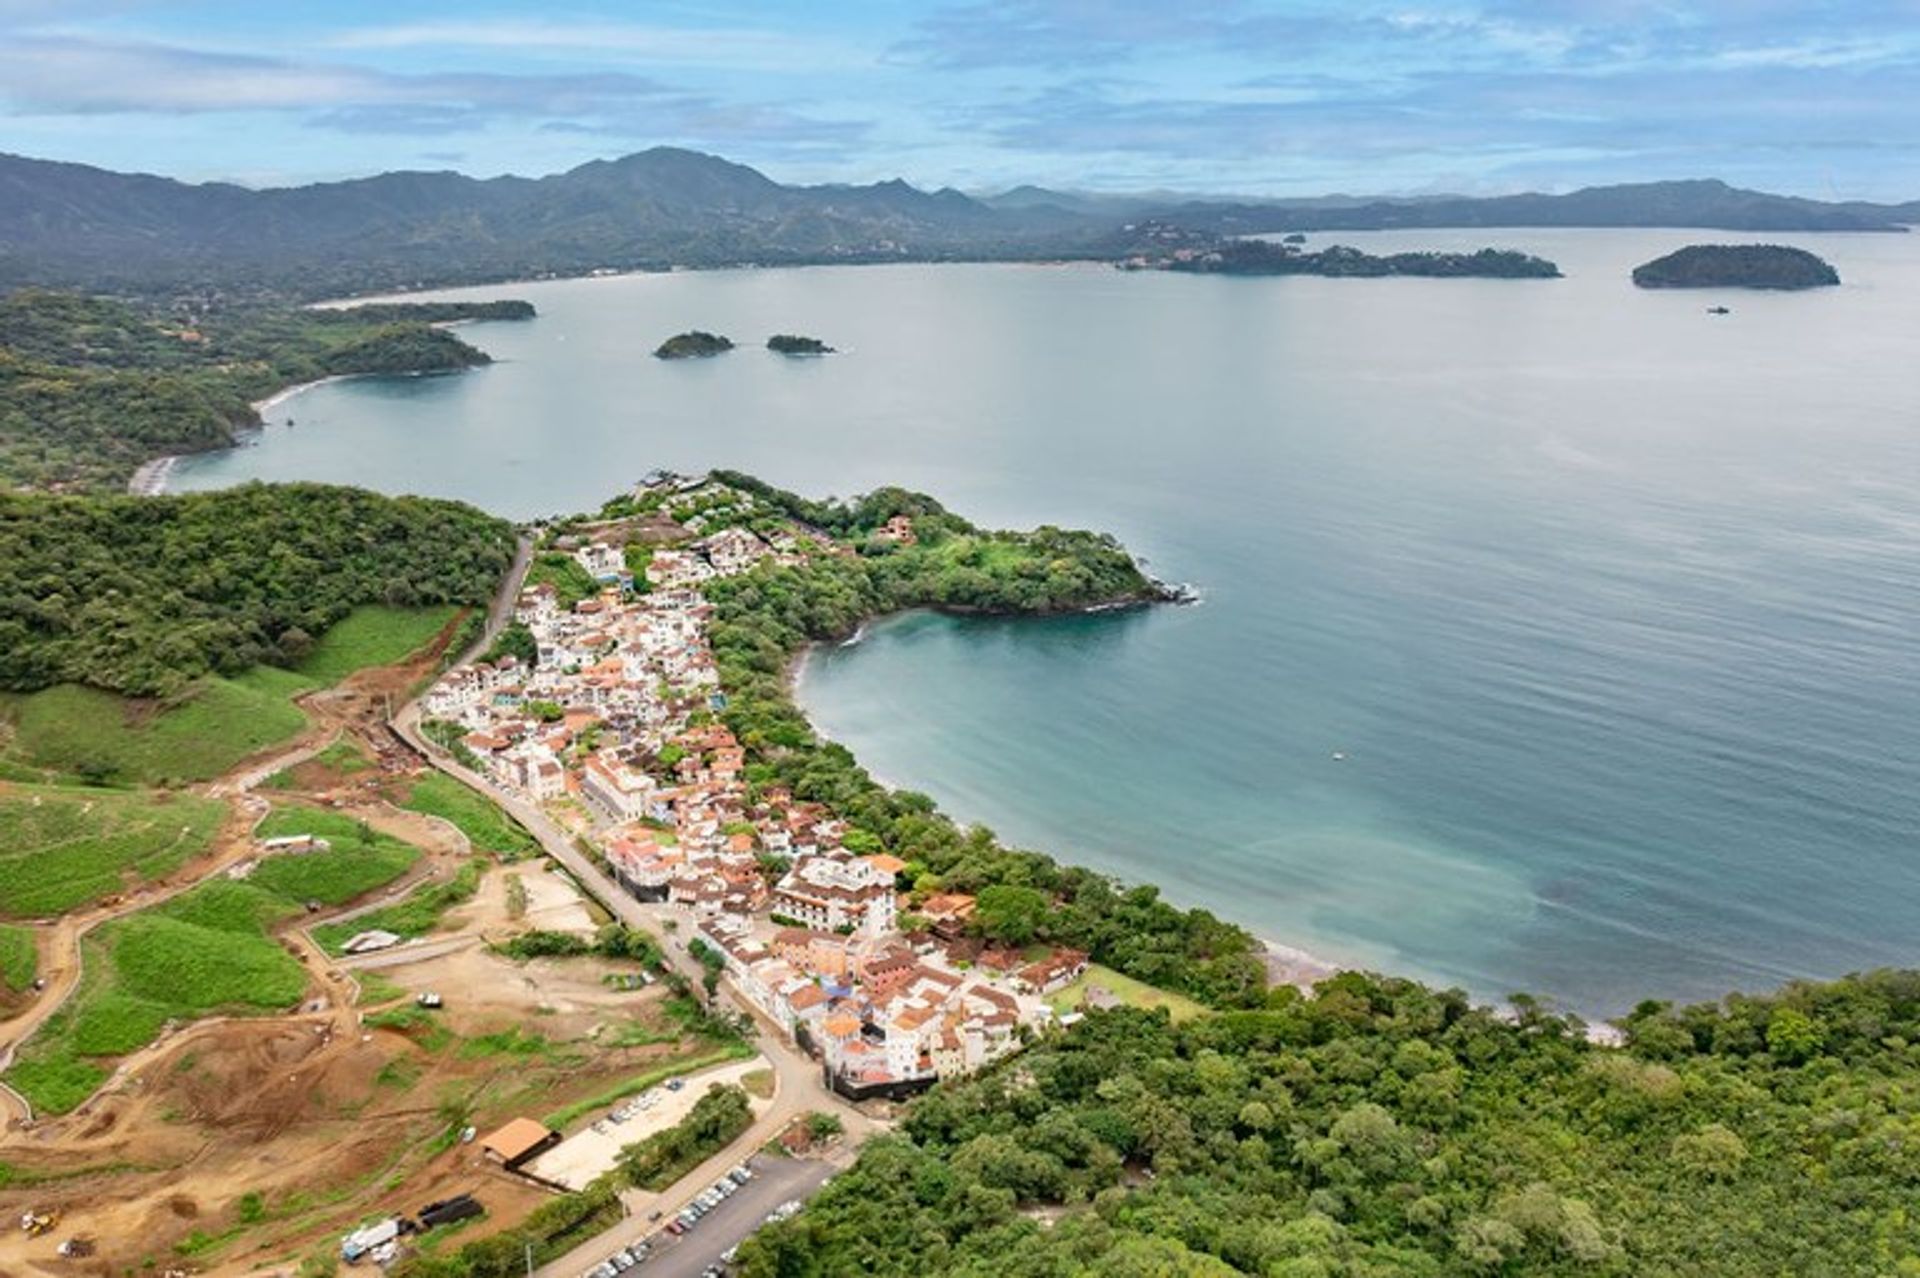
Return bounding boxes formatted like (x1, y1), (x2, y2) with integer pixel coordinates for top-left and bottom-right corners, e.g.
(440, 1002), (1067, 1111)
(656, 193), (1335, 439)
(653, 330), (735, 359)
(0, 290), (531, 492)
(1122, 230), (1562, 279)
(5, 463), (1920, 1278)
(1632, 243), (1841, 289)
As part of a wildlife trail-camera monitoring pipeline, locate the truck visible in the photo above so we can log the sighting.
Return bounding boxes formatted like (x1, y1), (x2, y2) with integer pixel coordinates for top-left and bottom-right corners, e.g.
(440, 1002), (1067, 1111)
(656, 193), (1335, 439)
(341, 1218), (401, 1263)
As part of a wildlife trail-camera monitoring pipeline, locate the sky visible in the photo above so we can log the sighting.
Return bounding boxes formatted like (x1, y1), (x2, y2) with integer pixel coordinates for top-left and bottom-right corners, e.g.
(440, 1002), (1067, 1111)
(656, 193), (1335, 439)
(1, 1), (1917, 200)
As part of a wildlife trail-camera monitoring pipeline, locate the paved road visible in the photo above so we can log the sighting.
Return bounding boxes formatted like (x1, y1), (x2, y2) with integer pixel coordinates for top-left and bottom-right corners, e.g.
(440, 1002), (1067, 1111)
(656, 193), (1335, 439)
(565, 1155), (835, 1278)
(387, 711), (874, 1278)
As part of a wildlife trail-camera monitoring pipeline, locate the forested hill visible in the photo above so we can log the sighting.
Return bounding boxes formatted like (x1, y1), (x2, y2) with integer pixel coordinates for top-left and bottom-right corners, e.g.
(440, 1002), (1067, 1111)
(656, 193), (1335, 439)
(2, 149), (1913, 298)
(741, 968), (1920, 1277)
(0, 291), (528, 491)
(1631, 244), (1842, 289)
(0, 148), (1094, 298)
(0, 483), (514, 696)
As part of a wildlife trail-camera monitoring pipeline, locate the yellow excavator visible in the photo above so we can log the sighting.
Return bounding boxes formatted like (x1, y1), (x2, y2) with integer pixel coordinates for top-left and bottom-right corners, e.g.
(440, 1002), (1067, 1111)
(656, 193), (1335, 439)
(21, 1209), (59, 1237)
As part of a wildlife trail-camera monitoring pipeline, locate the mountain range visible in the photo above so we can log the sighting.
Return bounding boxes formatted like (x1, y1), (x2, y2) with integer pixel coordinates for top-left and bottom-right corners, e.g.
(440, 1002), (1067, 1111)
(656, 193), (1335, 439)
(0, 148), (1912, 298)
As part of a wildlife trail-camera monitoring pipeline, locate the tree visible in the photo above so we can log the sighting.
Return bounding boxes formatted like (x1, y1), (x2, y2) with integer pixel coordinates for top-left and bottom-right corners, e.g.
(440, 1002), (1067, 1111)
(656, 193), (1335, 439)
(1766, 1007), (1825, 1063)
(973, 884), (1050, 946)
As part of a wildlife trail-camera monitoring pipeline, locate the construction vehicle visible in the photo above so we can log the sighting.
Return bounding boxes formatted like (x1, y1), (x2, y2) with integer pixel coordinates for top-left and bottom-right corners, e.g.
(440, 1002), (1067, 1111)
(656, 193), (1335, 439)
(21, 1210), (58, 1237)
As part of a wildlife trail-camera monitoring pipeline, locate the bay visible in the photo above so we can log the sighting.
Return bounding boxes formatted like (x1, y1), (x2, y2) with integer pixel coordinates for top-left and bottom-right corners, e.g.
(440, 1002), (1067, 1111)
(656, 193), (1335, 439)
(172, 229), (1920, 1014)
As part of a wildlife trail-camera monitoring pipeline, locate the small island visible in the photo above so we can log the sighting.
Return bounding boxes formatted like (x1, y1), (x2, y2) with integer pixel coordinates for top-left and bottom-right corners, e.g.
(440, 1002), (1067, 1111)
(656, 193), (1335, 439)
(653, 330), (735, 359)
(767, 334), (835, 356)
(1632, 244), (1840, 290)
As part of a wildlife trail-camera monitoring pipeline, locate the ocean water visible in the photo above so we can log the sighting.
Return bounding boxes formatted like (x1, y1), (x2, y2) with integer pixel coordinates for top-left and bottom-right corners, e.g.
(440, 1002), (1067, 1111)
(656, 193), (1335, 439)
(173, 229), (1920, 1014)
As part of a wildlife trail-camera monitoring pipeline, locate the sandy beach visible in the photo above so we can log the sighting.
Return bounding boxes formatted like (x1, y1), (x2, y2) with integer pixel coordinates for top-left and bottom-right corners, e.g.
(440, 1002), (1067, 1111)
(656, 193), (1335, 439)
(251, 373), (351, 417)
(1261, 937), (1340, 992)
(126, 454), (178, 496)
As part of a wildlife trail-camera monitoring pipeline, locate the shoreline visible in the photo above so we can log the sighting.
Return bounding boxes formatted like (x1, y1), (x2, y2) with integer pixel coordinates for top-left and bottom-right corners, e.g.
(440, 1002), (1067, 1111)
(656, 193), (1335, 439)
(126, 454), (178, 496)
(250, 372), (353, 417)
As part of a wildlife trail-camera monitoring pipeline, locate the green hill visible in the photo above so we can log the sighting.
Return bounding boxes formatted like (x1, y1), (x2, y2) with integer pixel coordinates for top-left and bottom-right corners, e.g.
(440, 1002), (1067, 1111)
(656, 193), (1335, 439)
(1631, 244), (1841, 289)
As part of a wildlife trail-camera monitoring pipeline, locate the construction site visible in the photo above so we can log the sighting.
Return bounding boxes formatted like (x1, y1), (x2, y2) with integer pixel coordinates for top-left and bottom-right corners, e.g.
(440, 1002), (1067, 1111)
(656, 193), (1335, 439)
(0, 617), (736, 1276)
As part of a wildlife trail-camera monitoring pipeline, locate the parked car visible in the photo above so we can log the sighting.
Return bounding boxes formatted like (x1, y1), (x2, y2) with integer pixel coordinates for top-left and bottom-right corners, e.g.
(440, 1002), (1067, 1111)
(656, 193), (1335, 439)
(665, 1220), (686, 1236)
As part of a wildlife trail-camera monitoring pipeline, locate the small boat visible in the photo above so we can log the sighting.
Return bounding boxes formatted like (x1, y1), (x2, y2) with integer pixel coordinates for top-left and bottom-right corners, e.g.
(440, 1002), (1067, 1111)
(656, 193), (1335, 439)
(1706, 305), (1731, 315)
(1331, 751), (1347, 762)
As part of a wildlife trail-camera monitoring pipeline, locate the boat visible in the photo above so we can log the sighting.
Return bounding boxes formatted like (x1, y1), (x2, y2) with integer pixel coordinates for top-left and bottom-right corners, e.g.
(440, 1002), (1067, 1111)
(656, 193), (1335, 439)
(1331, 751), (1347, 762)
(1706, 305), (1731, 315)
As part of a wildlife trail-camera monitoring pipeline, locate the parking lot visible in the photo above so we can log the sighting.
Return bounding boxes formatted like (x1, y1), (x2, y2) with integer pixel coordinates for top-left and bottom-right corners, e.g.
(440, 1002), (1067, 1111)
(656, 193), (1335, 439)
(573, 1154), (836, 1278)
(527, 1058), (768, 1191)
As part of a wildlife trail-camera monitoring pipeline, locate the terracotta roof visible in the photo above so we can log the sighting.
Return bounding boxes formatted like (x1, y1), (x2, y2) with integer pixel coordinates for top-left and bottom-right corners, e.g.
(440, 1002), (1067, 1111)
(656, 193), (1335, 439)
(480, 1117), (556, 1163)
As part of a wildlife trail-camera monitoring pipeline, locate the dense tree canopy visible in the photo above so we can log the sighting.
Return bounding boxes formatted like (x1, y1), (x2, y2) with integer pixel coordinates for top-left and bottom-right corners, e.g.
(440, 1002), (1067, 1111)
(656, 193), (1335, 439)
(1631, 244), (1840, 290)
(0, 483), (514, 696)
(741, 969), (1920, 1277)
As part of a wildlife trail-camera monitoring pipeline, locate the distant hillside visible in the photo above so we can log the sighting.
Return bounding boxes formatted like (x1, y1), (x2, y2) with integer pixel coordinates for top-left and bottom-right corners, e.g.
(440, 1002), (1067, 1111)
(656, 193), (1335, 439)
(1632, 244), (1841, 290)
(0, 150), (1912, 300)
(0, 148), (1099, 298)
(1161, 179), (1918, 236)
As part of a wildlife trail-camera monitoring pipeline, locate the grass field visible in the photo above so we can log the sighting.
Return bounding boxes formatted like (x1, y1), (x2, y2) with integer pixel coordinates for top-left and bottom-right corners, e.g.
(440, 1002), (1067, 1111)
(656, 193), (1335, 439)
(0, 924), (36, 992)
(398, 773), (537, 857)
(5, 879), (308, 1114)
(293, 605), (461, 684)
(0, 671), (313, 787)
(310, 860), (482, 956)
(0, 785), (227, 918)
(248, 805), (422, 906)
(1043, 962), (1209, 1023)
(0, 607), (458, 789)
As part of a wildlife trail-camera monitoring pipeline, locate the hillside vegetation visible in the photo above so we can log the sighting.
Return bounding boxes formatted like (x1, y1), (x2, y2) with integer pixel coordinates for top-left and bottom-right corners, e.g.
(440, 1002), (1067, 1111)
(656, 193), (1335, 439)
(742, 970), (1920, 1277)
(0, 290), (528, 490)
(0, 483), (514, 698)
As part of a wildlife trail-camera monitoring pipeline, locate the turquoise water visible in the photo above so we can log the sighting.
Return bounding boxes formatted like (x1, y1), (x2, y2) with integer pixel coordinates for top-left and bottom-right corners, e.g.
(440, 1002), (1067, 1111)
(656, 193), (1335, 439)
(174, 230), (1920, 1013)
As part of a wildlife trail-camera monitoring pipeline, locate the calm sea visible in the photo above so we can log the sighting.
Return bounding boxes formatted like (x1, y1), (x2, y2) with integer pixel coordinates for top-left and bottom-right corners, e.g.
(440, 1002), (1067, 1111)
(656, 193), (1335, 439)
(173, 230), (1920, 1014)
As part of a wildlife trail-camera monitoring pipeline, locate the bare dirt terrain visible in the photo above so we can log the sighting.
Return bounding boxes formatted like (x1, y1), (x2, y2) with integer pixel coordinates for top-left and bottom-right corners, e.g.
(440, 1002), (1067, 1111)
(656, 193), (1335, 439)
(0, 619), (705, 1277)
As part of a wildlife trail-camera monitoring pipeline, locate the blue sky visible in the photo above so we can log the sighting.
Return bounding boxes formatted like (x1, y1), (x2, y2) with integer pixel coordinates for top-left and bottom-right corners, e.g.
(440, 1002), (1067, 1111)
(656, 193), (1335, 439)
(2, 1), (1916, 199)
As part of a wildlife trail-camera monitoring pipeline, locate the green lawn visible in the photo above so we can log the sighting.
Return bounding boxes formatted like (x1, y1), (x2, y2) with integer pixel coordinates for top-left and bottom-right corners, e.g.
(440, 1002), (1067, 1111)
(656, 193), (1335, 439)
(399, 772), (537, 857)
(293, 605), (461, 684)
(5, 879), (308, 1114)
(1043, 963), (1209, 1023)
(247, 806), (422, 906)
(0, 924), (37, 991)
(0, 784), (226, 918)
(0, 671), (313, 787)
(310, 860), (483, 956)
